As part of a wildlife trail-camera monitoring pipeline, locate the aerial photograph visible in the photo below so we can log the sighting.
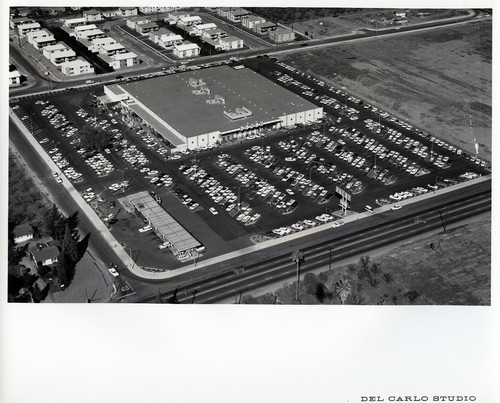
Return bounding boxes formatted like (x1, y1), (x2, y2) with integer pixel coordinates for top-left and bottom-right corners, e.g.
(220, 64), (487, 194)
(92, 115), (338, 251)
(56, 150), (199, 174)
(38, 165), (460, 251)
(7, 6), (492, 305)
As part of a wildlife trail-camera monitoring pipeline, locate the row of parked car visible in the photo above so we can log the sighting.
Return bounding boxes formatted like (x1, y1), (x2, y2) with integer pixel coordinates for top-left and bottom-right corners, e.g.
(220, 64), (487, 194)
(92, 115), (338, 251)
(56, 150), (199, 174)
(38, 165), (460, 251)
(275, 60), (487, 177)
(179, 163), (263, 225)
(29, 102), (83, 183)
(269, 214), (345, 238)
(217, 153), (300, 215)
(279, 133), (365, 194)
(245, 145), (328, 206)
(84, 152), (115, 177)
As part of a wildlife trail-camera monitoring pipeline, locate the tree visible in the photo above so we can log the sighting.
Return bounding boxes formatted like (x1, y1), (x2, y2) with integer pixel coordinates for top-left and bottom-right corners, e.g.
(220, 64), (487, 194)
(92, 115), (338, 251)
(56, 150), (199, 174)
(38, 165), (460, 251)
(370, 262), (382, 276)
(8, 242), (29, 268)
(62, 224), (79, 263)
(32, 280), (50, 303)
(167, 287), (180, 304)
(383, 272), (394, 284)
(45, 204), (65, 239)
(66, 211), (80, 241)
(405, 290), (420, 304)
(56, 253), (75, 289)
(334, 278), (352, 305)
(360, 255), (371, 269)
(76, 232), (91, 261)
(79, 125), (113, 151)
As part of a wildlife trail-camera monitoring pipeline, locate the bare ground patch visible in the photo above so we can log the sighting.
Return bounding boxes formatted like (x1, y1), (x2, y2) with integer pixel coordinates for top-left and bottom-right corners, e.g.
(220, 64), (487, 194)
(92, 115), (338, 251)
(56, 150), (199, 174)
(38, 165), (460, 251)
(243, 217), (491, 305)
(280, 20), (492, 160)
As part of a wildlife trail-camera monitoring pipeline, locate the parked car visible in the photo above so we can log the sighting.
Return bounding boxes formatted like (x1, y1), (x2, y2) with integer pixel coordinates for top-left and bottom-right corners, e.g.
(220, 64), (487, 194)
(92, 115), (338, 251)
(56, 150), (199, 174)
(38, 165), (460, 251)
(108, 268), (119, 277)
(139, 225), (152, 233)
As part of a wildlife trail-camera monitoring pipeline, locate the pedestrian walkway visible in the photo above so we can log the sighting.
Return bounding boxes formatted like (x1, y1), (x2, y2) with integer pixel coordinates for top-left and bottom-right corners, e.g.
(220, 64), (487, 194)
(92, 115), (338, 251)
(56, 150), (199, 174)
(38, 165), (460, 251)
(10, 107), (136, 272)
(9, 107), (491, 282)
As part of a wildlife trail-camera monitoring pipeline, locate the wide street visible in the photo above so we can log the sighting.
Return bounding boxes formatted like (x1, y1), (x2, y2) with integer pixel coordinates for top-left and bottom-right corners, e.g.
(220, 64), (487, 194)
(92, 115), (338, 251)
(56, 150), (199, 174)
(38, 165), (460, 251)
(124, 178), (491, 303)
(8, 8), (488, 98)
(7, 8), (491, 303)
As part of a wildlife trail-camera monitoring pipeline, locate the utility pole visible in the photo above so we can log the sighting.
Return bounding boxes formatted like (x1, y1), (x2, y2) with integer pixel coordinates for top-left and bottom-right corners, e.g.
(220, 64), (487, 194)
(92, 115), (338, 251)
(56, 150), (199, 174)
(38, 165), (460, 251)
(292, 250), (305, 301)
(328, 244), (333, 272)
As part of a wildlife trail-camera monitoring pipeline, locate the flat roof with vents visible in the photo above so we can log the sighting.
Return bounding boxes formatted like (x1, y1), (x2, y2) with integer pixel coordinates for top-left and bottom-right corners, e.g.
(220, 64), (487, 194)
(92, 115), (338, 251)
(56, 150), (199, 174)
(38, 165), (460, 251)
(128, 191), (200, 254)
(105, 65), (319, 139)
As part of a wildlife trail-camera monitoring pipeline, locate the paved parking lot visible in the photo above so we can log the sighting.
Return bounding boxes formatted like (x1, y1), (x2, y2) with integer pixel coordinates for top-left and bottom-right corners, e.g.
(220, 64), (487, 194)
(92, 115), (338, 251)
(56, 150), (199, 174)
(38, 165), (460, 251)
(10, 58), (489, 271)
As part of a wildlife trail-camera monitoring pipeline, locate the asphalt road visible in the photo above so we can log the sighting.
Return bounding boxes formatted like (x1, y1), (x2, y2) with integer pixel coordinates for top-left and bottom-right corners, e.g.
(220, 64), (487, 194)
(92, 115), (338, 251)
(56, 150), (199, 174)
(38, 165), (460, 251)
(9, 9), (486, 98)
(125, 179), (491, 303)
(8, 9), (490, 302)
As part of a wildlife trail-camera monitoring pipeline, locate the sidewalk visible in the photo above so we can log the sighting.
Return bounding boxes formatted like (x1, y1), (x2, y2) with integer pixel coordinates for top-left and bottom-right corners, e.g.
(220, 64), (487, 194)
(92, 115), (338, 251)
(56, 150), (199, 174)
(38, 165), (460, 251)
(10, 107), (136, 272)
(9, 99), (491, 282)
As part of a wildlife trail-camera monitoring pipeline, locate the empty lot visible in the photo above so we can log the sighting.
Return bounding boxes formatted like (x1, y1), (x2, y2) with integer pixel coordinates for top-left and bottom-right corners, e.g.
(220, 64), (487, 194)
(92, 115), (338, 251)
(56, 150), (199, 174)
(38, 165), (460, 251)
(280, 20), (492, 160)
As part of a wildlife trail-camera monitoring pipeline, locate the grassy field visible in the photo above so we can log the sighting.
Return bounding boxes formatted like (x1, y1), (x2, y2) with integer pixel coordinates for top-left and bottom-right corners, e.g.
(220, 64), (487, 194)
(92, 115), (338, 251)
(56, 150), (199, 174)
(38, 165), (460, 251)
(243, 217), (491, 305)
(280, 20), (492, 161)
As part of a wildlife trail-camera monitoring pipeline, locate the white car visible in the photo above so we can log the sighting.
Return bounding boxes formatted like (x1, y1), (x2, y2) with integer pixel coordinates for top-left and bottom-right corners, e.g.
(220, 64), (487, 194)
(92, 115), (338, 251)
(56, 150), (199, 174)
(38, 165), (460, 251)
(138, 225), (152, 233)
(108, 268), (119, 277)
(331, 221), (345, 228)
(209, 207), (218, 215)
(391, 204), (402, 211)
(159, 241), (171, 249)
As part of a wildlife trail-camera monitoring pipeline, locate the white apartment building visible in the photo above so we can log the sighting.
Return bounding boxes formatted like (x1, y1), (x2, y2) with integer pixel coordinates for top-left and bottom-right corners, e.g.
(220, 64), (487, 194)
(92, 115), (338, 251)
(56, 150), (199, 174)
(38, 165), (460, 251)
(118, 7), (138, 17)
(192, 23), (217, 36)
(78, 29), (106, 41)
(43, 43), (67, 59)
(139, 6), (177, 13)
(99, 43), (126, 56)
(177, 16), (202, 26)
(160, 35), (184, 48)
(63, 17), (87, 28)
(219, 36), (244, 50)
(83, 9), (104, 22)
(32, 35), (57, 50)
(173, 43), (200, 58)
(26, 28), (52, 45)
(50, 48), (77, 65)
(100, 52), (138, 69)
(9, 70), (22, 87)
(241, 15), (266, 30)
(89, 36), (117, 53)
(61, 58), (94, 76)
(18, 22), (41, 37)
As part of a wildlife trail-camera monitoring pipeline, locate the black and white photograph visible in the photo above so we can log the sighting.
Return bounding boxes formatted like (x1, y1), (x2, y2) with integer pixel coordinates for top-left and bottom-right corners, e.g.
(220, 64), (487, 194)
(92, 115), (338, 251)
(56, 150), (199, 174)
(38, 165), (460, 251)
(2, 1), (498, 402)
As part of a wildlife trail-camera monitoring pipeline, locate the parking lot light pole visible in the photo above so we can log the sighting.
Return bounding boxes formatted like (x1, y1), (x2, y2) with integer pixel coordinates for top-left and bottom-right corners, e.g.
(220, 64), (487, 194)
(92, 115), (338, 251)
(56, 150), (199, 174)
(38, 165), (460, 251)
(292, 250), (305, 302)
(120, 168), (127, 193)
(434, 176), (442, 194)
(237, 185), (243, 211)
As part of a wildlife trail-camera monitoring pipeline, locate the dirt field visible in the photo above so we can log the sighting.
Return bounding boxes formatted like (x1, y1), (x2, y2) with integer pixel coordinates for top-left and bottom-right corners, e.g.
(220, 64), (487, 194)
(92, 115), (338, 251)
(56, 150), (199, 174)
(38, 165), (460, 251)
(280, 20), (492, 161)
(244, 217), (491, 305)
(286, 9), (471, 39)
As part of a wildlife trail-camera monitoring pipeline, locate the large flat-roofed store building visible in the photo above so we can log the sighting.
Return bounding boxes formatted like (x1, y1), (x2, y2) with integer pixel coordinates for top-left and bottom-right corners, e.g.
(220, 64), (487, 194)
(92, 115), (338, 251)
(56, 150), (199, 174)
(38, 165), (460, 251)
(103, 65), (323, 151)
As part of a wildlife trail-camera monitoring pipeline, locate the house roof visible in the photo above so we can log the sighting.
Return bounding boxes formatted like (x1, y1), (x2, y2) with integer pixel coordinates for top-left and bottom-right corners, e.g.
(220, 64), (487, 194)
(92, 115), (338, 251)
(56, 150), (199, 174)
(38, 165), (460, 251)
(84, 9), (102, 15)
(174, 43), (200, 51)
(31, 246), (59, 262)
(43, 43), (67, 52)
(13, 223), (33, 238)
(220, 35), (242, 43)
